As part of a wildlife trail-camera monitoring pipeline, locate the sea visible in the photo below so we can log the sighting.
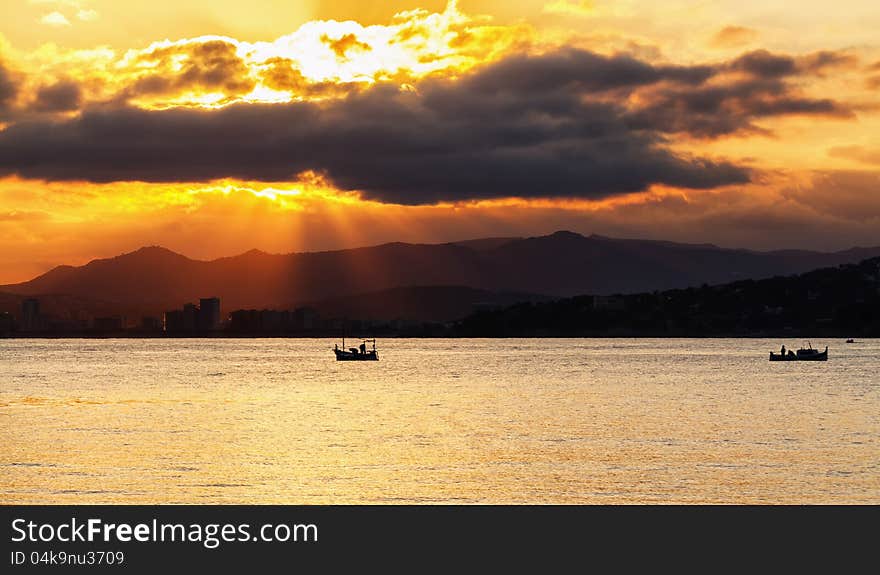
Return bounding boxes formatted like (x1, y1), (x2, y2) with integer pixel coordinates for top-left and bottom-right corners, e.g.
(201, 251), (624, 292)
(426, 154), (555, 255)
(1, 338), (877, 504)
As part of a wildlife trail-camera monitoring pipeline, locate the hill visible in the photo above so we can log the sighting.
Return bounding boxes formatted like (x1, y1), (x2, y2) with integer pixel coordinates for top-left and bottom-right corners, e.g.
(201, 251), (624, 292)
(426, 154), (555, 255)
(453, 256), (880, 337)
(3, 231), (880, 321)
(308, 286), (551, 323)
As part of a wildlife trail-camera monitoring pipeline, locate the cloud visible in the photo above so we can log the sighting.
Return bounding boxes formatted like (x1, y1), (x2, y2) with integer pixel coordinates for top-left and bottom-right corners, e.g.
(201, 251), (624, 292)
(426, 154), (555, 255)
(626, 82), (852, 137)
(258, 57), (355, 98)
(727, 49), (857, 79)
(0, 47), (859, 202)
(13, 3), (857, 128)
(33, 80), (82, 112)
(438, 48), (849, 140)
(40, 11), (71, 27)
(123, 39), (256, 103)
(0, 48), (754, 204)
(709, 26), (759, 49)
(32, 0), (101, 22)
(781, 171), (880, 222)
(626, 49), (857, 137)
(728, 50), (797, 78)
(828, 145), (880, 166)
(11, 2), (526, 111)
(798, 50), (858, 76)
(0, 60), (19, 119)
(77, 8), (98, 21)
(1, 61), (86, 120)
(320, 33), (372, 59)
(462, 48), (714, 94)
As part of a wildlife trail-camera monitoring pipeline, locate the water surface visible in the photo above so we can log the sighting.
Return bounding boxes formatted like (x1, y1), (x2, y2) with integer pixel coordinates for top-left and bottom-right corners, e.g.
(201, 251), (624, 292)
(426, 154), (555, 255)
(1, 338), (877, 503)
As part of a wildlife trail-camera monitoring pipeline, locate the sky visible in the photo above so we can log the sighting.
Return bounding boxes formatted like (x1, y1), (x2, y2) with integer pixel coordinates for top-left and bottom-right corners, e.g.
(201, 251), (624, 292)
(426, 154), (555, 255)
(0, 0), (879, 283)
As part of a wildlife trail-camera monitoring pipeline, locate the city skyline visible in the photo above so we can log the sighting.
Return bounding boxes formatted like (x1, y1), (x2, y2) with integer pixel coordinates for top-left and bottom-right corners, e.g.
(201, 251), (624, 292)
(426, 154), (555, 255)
(3, 227), (880, 337)
(4, 250), (879, 338)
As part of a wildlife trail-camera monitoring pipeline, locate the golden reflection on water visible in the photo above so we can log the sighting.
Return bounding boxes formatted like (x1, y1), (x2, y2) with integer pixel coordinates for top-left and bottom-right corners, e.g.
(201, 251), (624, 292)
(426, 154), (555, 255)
(1, 339), (878, 503)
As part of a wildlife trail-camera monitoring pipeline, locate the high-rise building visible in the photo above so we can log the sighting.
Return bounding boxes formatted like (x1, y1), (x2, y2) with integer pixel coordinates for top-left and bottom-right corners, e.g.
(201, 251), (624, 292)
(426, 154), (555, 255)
(0, 311), (14, 334)
(182, 303), (199, 332)
(199, 297), (221, 331)
(22, 298), (40, 331)
(164, 310), (184, 333)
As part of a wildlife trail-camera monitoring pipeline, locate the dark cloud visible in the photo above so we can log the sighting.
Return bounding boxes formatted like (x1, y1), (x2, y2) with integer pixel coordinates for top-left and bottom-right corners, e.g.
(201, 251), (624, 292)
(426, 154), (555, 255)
(729, 50), (798, 78)
(0, 89), (749, 204)
(727, 49), (857, 78)
(463, 48), (714, 94)
(33, 80), (82, 112)
(0, 84), (750, 203)
(0, 46), (859, 204)
(626, 77), (853, 137)
(417, 48), (854, 139)
(0, 59), (19, 120)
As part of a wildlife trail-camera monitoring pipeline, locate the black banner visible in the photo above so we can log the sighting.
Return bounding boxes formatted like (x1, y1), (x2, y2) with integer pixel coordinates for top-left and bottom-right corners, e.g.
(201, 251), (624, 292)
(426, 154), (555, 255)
(1, 506), (874, 571)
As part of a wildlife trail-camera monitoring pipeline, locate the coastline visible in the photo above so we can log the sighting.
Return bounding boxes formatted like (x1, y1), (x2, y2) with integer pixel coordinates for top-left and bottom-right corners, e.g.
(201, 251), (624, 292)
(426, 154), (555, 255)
(1, 332), (873, 339)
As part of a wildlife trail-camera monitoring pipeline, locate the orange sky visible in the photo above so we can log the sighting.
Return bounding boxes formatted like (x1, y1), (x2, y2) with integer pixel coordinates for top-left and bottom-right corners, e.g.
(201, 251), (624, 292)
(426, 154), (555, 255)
(1, 1), (879, 283)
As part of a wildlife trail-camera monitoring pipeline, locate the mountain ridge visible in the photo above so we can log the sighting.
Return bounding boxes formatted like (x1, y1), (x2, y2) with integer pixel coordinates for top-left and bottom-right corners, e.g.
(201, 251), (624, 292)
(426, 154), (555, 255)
(3, 231), (880, 321)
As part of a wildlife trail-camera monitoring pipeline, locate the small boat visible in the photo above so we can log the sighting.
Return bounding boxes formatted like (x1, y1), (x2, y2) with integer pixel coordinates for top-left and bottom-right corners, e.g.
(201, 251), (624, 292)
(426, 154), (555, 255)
(334, 338), (379, 361)
(769, 342), (828, 361)
(845, 338), (855, 343)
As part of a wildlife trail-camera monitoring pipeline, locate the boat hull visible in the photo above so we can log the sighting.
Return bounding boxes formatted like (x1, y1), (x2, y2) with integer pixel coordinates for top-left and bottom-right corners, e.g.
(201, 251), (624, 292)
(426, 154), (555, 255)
(769, 350), (828, 361)
(334, 349), (379, 361)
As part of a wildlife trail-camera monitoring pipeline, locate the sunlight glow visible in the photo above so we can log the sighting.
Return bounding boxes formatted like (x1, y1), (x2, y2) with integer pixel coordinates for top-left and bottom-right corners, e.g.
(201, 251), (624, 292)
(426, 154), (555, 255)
(18, 1), (527, 111)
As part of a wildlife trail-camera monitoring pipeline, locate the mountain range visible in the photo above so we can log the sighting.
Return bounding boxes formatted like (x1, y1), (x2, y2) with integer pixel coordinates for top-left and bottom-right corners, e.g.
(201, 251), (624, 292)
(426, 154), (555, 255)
(3, 231), (880, 322)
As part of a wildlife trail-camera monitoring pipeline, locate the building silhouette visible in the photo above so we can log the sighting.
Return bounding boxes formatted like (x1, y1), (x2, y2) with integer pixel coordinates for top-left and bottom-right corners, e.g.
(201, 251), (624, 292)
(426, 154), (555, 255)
(199, 297), (221, 331)
(22, 298), (40, 331)
(141, 316), (162, 331)
(164, 309), (184, 332)
(0, 311), (14, 335)
(182, 303), (198, 332)
(164, 297), (222, 334)
(93, 316), (124, 331)
(227, 307), (319, 333)
(292, 307), (317, 330)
